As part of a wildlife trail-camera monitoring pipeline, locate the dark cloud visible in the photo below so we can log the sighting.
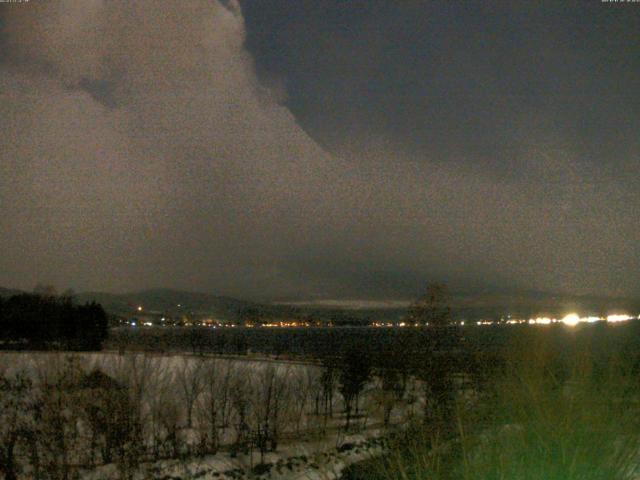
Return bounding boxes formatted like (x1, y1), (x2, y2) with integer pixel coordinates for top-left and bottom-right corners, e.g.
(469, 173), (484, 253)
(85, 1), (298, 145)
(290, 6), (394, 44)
(0, 1), (638, 300)
(240, 0), (640, 298)
(77, 78), (118, 109)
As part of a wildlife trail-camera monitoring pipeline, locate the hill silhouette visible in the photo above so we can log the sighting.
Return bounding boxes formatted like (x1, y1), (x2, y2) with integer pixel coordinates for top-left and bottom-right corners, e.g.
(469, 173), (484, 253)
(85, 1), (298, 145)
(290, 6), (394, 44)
(2, 286), (639, 322)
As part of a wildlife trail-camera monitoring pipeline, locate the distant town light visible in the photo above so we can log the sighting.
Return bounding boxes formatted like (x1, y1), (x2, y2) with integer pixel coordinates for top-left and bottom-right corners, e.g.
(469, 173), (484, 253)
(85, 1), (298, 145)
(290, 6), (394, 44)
(137, 306), (143, 312)
(533, 317), (552, 325)
(561, 314), (580, 326)
(607, 314), (632, 323)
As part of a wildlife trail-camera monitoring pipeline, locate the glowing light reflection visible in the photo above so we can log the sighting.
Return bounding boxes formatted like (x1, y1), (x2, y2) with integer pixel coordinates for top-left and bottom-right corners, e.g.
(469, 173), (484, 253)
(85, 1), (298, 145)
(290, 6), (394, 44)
(561, 314), (581, 326)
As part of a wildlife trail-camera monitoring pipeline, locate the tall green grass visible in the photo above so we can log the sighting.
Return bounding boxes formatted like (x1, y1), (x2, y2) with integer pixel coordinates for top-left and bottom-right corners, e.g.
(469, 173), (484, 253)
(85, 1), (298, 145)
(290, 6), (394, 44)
(347, 327), (640, 480)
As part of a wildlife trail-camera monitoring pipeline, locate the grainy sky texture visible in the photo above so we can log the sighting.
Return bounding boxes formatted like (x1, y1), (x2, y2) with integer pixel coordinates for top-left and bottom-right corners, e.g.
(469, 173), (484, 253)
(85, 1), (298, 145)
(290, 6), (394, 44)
(0, 1), (638, 300)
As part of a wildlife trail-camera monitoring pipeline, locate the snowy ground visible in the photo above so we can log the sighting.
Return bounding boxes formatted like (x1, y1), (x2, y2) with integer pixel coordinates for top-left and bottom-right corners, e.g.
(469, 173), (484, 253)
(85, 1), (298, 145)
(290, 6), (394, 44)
(0, 351), (417, 480)
(81, 432), (386, 480)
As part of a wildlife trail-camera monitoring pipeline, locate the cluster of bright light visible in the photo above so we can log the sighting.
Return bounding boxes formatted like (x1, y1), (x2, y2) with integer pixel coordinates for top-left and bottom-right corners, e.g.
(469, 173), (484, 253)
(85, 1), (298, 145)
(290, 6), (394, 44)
(467, 313), (638, 327)
(534, 317), (553, 325)
(372, 322), (430, 327)
(372, 315), (640, 328)
(558, 313), (636, 326)
(127, 313), (639, 328)
(372, 322), (397, 327)
(262, 321), (311, 327)
(606, 314), (634, 323)
(560, 314), (580, 326)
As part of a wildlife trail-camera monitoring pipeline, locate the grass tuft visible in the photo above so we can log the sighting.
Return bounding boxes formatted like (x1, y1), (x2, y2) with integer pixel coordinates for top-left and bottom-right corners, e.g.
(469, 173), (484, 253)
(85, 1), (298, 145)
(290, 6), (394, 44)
(345, 327), (640, 480)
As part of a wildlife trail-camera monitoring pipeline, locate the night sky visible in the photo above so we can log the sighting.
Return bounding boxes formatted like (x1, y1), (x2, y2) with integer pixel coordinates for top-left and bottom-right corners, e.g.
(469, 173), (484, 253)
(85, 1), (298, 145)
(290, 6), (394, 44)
(0, 1), (638, 301)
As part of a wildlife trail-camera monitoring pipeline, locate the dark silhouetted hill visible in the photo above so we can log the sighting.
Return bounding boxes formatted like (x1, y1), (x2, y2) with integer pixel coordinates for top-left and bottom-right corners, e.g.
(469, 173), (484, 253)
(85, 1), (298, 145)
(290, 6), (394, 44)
(2, 286), (639, 323)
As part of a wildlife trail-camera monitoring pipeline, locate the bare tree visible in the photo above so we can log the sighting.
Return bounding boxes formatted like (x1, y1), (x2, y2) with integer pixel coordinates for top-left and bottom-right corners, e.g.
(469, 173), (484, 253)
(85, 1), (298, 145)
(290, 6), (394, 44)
(419, 353), (456, 431)
(34, 355), (85, 480)
(406, 282), (452, 326)
(376, 367), (401, 427)
(373, 347), (410, 428)
(141, 363), (174, 460)
(251, 364), (292, 461)
(156, 393), (184, 459)
(176, 357), (205, 428)
(320, 356), (339, 427)
(75, 368), (131, 466)
(289, 367), (313, 436)
(216, 362), (235, 436)
(109, 354), (157, 476)
(0, 371), (37, 480)
(196, 359), (234, 454)
(229, 366), (252, 457)
(338, 348), (371, 430)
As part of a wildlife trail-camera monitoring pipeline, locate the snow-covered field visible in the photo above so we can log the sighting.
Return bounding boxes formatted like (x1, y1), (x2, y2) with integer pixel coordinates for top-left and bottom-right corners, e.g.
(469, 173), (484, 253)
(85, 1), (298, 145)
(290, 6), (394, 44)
(0, 351), (417, 480)
(81, 432), (386, 480)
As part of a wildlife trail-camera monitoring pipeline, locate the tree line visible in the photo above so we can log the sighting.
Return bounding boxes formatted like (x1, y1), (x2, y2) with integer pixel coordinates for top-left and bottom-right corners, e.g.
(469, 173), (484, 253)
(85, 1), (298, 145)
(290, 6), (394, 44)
(0, 293), (108, 350)
(0, 343), (488, 480)
(0, 354), (364, 479)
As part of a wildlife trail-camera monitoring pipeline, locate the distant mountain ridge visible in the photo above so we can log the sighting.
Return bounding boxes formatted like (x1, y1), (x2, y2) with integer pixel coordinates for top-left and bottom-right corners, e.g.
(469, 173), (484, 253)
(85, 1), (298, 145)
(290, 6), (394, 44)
(0, 286), (24, 298)
(2, 286), (639, 321)
(75, 288), (255, 315)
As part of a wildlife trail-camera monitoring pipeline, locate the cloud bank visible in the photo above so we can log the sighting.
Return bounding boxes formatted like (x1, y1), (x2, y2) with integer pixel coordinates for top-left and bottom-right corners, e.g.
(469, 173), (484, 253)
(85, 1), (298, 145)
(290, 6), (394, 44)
(1, 1), (638, 299)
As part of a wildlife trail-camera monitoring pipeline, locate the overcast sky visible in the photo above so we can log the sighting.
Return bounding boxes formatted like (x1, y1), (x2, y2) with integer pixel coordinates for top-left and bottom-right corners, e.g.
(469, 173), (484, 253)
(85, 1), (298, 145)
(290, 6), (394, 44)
(0, 1), (638, 300)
